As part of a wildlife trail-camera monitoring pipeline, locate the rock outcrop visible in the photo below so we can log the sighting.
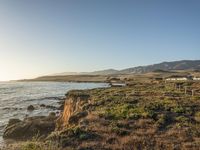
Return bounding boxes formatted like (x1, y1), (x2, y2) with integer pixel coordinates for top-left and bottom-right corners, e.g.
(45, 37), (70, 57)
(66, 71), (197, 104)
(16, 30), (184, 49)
(3, 114), (57, 140)
(56, 90), (91, 130)
(27, 105), (35, 111)
(3, 90), (91, 141)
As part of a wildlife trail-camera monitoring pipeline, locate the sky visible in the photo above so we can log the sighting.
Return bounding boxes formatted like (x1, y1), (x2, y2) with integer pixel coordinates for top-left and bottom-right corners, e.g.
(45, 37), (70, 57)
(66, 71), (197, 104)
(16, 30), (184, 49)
(0, 0), (200, 81)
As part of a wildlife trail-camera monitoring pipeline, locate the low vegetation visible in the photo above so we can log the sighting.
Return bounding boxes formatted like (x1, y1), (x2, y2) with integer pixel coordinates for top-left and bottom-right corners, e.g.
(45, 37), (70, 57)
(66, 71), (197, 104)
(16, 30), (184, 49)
(3, 79), (200, 149)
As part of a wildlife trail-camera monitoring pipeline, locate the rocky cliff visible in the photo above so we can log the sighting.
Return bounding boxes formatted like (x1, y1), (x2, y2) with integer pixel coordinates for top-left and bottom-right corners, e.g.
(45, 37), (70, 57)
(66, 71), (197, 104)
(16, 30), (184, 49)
(3, 90), (92, 141)
(56, 90), (91, 130)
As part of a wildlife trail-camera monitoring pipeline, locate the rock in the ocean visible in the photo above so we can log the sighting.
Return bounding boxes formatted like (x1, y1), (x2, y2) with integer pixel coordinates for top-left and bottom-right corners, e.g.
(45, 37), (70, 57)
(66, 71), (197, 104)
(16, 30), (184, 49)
(49, 112), (56, 117)
(45, 105), (57, 110)
(40, 104), (46, 107)
(27, 105), (35, 111)
(3, 115), (57, 140)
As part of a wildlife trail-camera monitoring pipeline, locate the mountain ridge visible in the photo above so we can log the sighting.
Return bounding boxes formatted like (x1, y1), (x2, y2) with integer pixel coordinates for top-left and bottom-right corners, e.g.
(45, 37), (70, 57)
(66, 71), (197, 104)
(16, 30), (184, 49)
(47, 60), (200, 76)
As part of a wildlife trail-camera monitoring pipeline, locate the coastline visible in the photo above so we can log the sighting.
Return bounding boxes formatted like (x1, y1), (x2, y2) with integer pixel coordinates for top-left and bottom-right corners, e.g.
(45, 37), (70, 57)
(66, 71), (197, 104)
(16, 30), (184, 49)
(2, 79), (200, 149)
(0, 82), (109, 149)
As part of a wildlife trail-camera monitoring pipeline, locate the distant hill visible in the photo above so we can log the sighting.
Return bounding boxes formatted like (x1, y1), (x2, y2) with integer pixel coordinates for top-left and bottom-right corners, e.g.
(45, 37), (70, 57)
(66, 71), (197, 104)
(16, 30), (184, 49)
(41, 60), (200, 78)
(89, 69), (119, 75)
(118, 60), (200, 74)
(49, 69), (119, 76)
(51, 72), (83, 76)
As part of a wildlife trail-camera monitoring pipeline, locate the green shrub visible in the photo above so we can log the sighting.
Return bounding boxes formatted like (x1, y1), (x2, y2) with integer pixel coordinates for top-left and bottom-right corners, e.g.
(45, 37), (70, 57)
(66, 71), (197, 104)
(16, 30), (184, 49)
(20, 141), (61, 150)
(21, 142), (42, 150)
(156, 114), (171, 128)
(144, 101), (170, 112)
(172, 106), (185, 113)
(194, 112), (200, 122)
(128, 112), (141, 119)
(103, 103), (146, 120)
(79, 133), (91, 140)
(175, 116), (189, 122)
(144, 110), (157, 120)
(111, 127), (130, 136)
(61, 126), (98, 141)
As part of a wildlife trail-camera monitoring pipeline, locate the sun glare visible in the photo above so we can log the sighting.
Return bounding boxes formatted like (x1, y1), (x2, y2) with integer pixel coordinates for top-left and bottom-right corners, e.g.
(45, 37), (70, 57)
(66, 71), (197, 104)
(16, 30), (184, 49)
(0, 73), (20, 81)
(0, 76), (13, 81)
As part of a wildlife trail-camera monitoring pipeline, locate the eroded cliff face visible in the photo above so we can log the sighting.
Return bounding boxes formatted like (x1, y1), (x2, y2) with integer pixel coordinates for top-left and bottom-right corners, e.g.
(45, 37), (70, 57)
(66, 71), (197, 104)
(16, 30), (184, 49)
(56, 90), (91, 130)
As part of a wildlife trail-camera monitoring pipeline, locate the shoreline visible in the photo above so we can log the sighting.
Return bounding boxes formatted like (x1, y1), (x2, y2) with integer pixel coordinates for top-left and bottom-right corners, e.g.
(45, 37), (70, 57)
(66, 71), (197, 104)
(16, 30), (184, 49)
(0, 95), (64, 148)
(0, 82), (109, 149)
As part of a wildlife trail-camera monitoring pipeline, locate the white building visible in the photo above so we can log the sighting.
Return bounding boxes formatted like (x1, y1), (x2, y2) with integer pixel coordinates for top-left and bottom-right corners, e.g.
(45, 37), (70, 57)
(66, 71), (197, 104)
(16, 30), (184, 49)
(193, 77), (200, 81)
(166, 77), (188, 81)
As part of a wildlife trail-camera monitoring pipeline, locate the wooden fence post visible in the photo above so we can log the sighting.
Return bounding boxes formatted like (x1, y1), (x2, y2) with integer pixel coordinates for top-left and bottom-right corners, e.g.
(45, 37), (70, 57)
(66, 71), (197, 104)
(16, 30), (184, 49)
(192, 90), (194, 97)
(184, 86), (187, 95)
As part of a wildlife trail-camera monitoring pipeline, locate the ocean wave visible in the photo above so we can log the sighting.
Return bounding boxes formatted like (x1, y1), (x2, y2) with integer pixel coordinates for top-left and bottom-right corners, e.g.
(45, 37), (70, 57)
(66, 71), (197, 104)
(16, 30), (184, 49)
(25, 96), (65, 102)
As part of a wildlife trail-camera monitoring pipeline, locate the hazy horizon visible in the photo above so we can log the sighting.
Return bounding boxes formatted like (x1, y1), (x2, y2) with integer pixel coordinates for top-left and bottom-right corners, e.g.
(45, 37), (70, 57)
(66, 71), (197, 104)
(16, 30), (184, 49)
(0, 0), (200, 81)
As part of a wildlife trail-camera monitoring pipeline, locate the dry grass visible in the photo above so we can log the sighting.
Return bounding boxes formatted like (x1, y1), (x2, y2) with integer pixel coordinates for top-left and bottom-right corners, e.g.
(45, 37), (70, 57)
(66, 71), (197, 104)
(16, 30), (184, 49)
(1, 140), (61, 150)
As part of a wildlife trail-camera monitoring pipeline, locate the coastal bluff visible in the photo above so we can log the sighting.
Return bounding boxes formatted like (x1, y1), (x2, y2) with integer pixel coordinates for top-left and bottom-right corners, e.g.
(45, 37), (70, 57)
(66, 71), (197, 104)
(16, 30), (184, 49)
(56, 90), (91, 129)
(3, 90), (92, 140)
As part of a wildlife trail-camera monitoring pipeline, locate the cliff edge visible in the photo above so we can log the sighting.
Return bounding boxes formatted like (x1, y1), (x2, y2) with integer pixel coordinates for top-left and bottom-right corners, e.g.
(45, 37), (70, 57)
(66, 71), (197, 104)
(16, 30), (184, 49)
(56, 90), (91, 129)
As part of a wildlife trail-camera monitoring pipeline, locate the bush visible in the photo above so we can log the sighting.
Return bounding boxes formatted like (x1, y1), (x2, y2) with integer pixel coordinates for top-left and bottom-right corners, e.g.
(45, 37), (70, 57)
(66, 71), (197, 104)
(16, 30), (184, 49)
(60, 126), (99, 141)
(21, 142), (42, 150)
(156, 114), (171, 129)
(175, 116), (190, 126)
(172, 106), (185, 113)
(145, 102), (165, 112)
(20, 141), (61, 150)
(111, 127), (130, 136)
(103, 104), (146, 120)
(194, 112), (200, 122)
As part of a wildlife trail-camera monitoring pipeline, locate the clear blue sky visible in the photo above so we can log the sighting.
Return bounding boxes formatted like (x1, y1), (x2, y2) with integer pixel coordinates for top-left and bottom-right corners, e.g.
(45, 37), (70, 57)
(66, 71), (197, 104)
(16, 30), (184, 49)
(0, 0), (200, 80)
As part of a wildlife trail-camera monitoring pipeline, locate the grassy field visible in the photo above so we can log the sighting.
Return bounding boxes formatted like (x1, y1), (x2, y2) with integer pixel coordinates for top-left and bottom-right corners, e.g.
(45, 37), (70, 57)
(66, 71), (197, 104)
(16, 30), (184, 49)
(66, 81), (200, 149)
